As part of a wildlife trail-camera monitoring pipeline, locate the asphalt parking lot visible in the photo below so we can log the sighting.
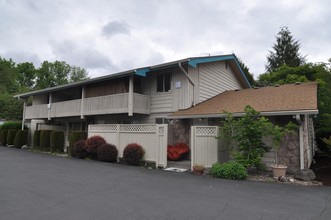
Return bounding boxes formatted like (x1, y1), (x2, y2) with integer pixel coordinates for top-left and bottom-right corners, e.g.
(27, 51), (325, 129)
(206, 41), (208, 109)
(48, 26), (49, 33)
(1, 146), (330, 220)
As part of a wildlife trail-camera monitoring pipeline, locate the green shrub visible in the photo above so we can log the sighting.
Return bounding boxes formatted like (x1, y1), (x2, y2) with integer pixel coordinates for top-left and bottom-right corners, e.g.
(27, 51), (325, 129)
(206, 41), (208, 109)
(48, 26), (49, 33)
(50, 131), (65, 153)
(7, 130), (18, 145)
(72, 140), (88, 159)
(210, 162), (248, 180)
(14, 130), (29, 148)
(0, 121), (25, 131)
(33, 130), (41, 149)
(85, 136), (107, 159)
(40, 130), (52, 151)
(0, 130), (8, 146)
(97, 143), (118, 162)
(69, 131), (87, 155)
(123, 143), (145, 166)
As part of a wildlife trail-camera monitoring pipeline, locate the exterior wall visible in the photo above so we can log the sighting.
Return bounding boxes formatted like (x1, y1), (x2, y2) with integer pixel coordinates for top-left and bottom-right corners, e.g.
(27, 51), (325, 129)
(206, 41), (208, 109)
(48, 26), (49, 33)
(173, 119), (191, 145)
(32, 94), (48, 105)
(197, 61), (242, 102)
(146, 67), (195, 114)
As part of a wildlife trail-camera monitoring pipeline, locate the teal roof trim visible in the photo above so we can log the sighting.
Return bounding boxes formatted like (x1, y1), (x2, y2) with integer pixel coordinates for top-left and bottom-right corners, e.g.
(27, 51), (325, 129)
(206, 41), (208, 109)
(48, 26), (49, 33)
(135, 67), (150, 77)
(188, 55), (235, 68)
(188, 55), (251, 88)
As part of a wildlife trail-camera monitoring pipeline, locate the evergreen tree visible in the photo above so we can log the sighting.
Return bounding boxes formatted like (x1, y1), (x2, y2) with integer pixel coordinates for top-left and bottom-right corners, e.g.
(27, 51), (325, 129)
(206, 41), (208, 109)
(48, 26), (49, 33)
(266, 26), (306, 72)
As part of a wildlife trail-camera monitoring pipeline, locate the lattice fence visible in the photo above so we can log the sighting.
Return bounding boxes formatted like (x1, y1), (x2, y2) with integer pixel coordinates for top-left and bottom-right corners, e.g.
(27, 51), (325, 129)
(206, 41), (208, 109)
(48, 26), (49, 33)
(88, 124), (168, 168)
(191, 126), (219, 168)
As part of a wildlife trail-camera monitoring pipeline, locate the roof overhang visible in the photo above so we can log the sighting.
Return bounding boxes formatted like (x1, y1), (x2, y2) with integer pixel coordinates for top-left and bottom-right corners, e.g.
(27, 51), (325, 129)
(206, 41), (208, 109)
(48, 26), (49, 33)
(167, 109), (319, 119)
(15, 54), (251, 99)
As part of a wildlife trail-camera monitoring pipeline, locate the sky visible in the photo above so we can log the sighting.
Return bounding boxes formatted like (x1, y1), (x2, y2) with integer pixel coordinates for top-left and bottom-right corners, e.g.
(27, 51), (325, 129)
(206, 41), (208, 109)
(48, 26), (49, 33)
(1, 0), (330, 79)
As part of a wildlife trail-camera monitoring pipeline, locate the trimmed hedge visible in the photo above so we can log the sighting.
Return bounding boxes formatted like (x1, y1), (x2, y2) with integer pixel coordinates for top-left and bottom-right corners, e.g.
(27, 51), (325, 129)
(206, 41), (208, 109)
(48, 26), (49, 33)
(14, 130), (29, 148)
(123, 143), (145, 166)
(33, 130), (41, 149)
(210, 162), (248, 180)
(0, 130), (8, 146)
(40, 130), (52, 151)
(85, 136), (106, 159)
(7, 130), (18, 145)
(97, 143), (118, 162)
(50, 131), (65, 153)
(0, 121), (24, 131)
(69, 131), (87, 155)
(72, 140), (88, 159)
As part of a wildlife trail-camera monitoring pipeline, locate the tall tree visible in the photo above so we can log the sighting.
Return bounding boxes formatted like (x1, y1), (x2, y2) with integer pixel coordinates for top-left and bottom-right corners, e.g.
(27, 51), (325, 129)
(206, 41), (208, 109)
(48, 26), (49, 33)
(69, 66), (89, 83)
(266, 26), (306, 72)
(0, 57), (19, 94)
(16, 62), (37, 91)
(35, 61), (89, 89)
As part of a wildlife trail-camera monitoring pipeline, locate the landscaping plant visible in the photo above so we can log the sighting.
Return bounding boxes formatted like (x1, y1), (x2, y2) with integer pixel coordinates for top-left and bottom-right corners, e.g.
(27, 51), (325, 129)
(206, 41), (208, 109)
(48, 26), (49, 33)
(72, 140), (88, 159)
(6, 130), (18, 145)
(14, 130), (28, 148)
(68, 131), (87, 155)
(0, 130), (8, 146)
(123, 143), (145, 165)
(50, 131), (65, 153)
(210, 162), (248, 180)
(219, 106), (273, 169)
(33, 130), (41, 149)
(97, 143), (118, 162)
(40, 130), (52, 151)
(85, 136), (107, 159)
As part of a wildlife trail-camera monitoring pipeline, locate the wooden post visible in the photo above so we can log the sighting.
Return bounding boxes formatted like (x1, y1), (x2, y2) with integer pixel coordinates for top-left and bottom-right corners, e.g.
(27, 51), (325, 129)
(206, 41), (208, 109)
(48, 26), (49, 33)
(80, 86), (85, 119)
(48, 93), (52, 120)
(128, 75), (133, 116)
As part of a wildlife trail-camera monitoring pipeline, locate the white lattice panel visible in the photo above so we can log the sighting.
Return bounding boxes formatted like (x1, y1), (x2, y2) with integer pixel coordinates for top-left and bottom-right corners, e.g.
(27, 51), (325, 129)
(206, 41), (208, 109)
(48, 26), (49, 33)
(119, 124), (156, 132)
(195, 126), (217, 136)
(89, 124), (118, 132)
(159, 127), (165, 135)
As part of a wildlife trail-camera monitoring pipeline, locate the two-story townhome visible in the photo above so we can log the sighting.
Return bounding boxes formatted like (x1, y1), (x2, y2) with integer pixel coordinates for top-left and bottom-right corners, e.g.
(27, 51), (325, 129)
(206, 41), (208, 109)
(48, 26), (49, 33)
(16, 54), (251, 144)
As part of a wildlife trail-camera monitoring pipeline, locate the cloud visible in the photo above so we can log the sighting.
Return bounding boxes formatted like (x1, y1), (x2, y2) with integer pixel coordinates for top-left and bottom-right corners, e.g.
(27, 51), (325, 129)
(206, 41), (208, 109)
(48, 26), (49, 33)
(1, 51), (41, 66)
(101, 20), (130, 38)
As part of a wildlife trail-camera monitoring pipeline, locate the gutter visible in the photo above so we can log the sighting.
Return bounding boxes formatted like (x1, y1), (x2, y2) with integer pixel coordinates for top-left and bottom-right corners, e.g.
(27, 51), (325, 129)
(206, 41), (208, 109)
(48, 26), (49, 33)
(167, 110), (319, 119)
(296, 114), (305, 170)
(178, 62), (196, 106)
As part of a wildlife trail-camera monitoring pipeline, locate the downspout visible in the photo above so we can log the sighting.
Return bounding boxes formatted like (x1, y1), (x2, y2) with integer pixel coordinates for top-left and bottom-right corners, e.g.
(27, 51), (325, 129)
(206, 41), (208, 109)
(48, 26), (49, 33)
(296, 114), (304, 170)
(178, 62), (196, 106)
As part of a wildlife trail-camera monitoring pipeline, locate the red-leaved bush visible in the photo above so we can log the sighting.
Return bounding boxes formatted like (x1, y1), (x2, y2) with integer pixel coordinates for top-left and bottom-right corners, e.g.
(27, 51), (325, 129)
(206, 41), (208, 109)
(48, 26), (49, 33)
(97, 143), (118, 162)
(85, 136), (107, 159)
(123, 143), (145, 165)
(72, 140), (88, 159)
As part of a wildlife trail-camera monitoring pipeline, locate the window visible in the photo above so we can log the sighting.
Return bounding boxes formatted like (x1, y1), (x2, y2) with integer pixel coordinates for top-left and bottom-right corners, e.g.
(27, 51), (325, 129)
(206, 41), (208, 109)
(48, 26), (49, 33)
(157, 73), (171, 92)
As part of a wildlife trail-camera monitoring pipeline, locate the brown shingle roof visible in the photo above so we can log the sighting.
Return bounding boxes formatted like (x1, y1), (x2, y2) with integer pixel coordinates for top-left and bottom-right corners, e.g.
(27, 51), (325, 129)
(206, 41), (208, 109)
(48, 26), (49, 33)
(170, 82), (318, 118)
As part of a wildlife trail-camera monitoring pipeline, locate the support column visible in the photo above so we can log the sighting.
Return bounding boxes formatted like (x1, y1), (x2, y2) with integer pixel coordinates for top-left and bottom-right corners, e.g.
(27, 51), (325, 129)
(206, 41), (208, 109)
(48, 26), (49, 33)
(21, 100), (26, 130)
(128, 75), (133, 116)
(47, 93), (52, 121)
(81, 86), (85, 119)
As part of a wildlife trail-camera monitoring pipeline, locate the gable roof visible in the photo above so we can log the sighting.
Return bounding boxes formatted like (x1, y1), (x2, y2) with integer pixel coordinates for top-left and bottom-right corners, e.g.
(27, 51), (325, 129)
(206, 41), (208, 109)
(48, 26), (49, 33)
(16, 54), (250, 98)
(169, 82), (318, 119)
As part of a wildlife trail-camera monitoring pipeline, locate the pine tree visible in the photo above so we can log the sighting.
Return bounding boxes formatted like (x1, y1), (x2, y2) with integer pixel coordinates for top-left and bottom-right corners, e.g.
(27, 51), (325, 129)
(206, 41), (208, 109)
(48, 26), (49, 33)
(266, 26), (306, 72)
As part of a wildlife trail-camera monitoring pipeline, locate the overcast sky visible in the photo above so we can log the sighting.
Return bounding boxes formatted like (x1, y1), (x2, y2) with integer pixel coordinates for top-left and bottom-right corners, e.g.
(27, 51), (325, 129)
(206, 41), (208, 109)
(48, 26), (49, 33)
(1, 0), (330, 78)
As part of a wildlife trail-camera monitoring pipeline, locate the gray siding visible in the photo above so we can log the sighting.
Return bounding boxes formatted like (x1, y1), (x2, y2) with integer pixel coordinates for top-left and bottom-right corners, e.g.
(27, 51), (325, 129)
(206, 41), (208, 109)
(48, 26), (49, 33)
(198, 61), (242, 102)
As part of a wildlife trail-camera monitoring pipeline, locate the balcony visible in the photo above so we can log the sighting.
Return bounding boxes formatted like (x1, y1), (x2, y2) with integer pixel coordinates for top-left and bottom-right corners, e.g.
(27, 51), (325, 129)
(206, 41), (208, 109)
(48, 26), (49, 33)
(25, 93), (150, 119)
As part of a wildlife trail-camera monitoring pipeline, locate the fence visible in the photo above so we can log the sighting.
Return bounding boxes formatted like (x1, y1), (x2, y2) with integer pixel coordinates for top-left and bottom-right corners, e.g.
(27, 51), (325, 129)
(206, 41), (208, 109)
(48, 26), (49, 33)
(191, 126), (219, 169)
(88, 124), (168, 168)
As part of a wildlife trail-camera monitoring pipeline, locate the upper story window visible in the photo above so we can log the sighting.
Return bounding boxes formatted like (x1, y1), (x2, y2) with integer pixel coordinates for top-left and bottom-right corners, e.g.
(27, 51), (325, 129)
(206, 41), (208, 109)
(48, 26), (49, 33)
(157, 73), (171, 92)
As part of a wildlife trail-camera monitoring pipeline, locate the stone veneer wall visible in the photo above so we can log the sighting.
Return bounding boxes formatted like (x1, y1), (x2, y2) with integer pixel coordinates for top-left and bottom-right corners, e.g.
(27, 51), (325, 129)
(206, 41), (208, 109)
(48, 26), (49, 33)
(173, 119), (191, 145)
(278, 132), (300, 174)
